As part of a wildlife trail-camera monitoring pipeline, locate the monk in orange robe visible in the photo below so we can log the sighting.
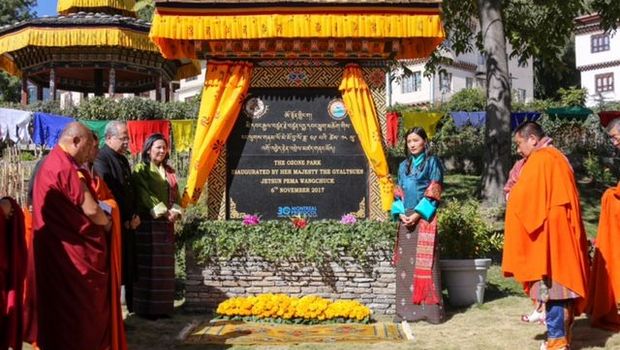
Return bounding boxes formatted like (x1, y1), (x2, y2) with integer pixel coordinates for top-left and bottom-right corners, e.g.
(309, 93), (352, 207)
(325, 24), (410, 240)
(587, 118), (620, 332)
(82, 132), (128, 350)
(30, 122), (112, 350)
(503, 122), (590, 350)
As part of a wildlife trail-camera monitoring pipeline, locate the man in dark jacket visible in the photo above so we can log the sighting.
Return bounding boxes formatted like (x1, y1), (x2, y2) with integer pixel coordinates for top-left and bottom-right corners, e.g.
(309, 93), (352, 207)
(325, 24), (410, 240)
(94, 120), (140, 312)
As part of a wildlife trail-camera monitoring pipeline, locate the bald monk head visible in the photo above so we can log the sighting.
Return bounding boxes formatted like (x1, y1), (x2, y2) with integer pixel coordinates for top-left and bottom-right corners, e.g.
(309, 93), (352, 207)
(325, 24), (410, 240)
(58, 122), (95, 165)
(606, 118), (620, 149)
(514, 121), (545, 158)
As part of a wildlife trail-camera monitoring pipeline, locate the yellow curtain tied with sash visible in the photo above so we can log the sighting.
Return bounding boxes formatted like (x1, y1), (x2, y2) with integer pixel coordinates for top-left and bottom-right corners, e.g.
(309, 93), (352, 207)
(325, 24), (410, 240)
(339, 64), (394, 212)
(181, 61), (253, 207)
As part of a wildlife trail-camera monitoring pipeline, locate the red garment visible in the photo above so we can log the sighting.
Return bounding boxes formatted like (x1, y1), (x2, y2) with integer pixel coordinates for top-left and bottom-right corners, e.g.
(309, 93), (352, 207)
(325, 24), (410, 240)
(30, 146), (110, 350)
(127, 120), (171, 155)
(0, 197), (26, 350)
(599, 111), (620, 127)
(21, 207), (38, 350)
(386, 112), (399, 147)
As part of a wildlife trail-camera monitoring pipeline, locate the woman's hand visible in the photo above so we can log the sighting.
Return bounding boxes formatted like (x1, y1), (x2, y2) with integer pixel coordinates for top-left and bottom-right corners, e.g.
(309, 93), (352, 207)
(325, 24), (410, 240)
(167, 210), (181, 223)
(130, 214), (141, 229)
(400, 212), (421, 228)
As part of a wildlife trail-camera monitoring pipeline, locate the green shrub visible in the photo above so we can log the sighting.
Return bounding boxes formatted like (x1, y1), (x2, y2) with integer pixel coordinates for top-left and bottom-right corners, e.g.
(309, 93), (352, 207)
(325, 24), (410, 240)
(446, 88), (486, 112)
(75, 97), (120, 120)
(116, 97), (162, 120)
(160, 98), (199, 120)
(437, 199), (503, 259)
(177, 205), (396, 265)
(583, 152), (615, 185)
(433, 116), (485, 175)
(26, 100), (64, 115)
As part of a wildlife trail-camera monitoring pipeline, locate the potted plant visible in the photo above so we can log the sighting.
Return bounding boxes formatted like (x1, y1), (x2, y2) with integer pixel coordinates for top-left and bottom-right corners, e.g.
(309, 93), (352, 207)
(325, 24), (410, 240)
(437, 199), (503, 307)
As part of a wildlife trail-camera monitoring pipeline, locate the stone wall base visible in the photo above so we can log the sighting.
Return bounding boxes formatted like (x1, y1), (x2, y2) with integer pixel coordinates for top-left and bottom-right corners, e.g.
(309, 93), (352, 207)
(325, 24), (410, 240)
(184, 249), (396, 315)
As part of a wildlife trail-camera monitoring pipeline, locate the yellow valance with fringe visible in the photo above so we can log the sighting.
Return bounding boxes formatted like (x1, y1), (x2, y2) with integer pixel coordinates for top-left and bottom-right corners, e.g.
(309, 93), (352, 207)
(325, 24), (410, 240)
(0, 27), (158, 77)
(0, 27), (158, 55)
(57, 0), (136, 15)
(339, 64), (394, 212)
(149, 9), (445, 59)
(151, 12), (443, 41)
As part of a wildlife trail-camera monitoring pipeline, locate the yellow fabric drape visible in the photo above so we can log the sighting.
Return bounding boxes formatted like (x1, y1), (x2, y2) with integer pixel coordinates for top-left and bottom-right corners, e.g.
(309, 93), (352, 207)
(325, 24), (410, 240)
(149, 11), (445, 60)
(182, 61), (253, 207)
(339, 64), (394, 212)
(57, 0), (135, 15)
(402, 112), (443, 138)
(170, 120), (196, 153)
(150, 13), (444, 40)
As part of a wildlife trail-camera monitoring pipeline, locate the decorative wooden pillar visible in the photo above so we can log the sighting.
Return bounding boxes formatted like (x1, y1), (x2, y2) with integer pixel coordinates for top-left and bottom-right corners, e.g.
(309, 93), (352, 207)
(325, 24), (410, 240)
(155, 74), (163, 101)
(36, 84), (43, 101)
(20, 73), (29, 105)
(108, 67), (116, 97)
(94, 69), (104, 96)
(164, 83), (170, 102)
(49, 68), (57, 100)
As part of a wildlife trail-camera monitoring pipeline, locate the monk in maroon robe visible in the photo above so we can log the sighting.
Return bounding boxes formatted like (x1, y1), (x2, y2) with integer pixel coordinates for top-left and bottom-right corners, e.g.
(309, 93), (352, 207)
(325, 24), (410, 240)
(0, 196), (26, 350)
(30, 122), (112, 350)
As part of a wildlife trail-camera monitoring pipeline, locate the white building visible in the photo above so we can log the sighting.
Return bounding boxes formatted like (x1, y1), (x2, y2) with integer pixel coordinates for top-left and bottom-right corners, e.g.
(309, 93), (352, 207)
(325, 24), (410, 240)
(389, 45), (534, 107)
(174, 61), (207, 102)
(575, 14), (619, 107)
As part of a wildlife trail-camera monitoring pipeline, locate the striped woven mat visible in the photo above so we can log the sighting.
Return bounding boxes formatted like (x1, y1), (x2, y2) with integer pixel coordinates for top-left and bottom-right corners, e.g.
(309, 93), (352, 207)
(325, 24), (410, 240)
(182, 321), (408, 345)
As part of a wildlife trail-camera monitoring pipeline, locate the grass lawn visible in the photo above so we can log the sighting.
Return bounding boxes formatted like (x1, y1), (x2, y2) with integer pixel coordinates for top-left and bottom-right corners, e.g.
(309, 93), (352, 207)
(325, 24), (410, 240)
(114, 266), (620, 349)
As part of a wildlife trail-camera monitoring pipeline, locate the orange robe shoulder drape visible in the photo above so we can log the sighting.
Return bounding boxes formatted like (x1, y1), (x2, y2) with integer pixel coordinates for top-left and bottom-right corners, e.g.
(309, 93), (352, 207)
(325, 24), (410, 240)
(587, 184), (620, 331)
(502, 147), (589, 313)
(92, 175), (128, 350)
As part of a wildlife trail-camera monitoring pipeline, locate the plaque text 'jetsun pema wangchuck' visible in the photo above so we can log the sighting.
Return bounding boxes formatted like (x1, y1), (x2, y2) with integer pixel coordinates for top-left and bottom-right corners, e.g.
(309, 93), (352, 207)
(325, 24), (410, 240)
(227, 88), (368, 220)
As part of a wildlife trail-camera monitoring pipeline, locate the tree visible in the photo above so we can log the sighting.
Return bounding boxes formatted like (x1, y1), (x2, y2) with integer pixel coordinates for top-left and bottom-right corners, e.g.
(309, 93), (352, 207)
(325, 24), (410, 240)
(430, 0), (620, 206)
(134, 0), (154, 22)
(0, 0), (35, 102)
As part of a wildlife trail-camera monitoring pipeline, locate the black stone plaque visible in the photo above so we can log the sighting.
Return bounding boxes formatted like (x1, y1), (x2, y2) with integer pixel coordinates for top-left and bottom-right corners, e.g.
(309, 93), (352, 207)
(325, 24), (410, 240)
(227, 88), (368, 220)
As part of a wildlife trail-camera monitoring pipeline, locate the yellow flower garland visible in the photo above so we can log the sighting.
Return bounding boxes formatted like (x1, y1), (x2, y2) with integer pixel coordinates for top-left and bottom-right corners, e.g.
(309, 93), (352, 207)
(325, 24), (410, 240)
(216, 294), (371, 323)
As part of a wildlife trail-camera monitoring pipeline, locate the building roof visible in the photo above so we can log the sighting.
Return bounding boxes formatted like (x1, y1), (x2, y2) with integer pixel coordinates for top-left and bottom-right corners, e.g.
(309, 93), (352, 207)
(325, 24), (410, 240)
(0, 12), (149, 37)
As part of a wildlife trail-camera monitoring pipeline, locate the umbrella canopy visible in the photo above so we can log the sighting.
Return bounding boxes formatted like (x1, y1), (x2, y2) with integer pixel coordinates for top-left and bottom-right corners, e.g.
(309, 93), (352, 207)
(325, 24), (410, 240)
(149, 0), (445, 60)
(0, 0), (200, 96)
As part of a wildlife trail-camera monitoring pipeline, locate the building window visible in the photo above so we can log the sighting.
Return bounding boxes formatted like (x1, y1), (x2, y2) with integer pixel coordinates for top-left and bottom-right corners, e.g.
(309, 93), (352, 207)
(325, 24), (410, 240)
(591, 34), (610, 53)
(439, 72), (452, 92)
(595, 73), (614, 92)
(466, 77), (474, 89)
(476, 78), (485, 88)
(400, 71), (422, 93)
(517, 88), (527, 102)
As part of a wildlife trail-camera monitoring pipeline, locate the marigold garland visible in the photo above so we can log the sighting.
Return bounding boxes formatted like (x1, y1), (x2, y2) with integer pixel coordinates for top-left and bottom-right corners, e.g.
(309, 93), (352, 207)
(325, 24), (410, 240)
(216, 294), (372, 324)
